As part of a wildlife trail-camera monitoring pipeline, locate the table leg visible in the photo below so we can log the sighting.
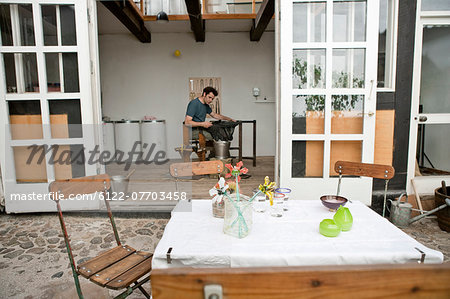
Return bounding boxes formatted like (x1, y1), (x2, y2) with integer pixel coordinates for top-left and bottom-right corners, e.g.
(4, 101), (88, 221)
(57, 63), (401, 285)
(239, 122), (243, 162)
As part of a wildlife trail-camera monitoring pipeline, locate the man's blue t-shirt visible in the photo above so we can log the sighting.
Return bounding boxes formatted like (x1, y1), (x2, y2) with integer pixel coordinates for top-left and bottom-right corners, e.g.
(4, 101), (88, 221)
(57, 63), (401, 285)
(186, 98), (212, 122)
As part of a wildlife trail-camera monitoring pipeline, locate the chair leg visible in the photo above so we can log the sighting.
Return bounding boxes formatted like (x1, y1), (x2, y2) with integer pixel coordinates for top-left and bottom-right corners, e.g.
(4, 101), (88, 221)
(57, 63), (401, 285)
(112, 275), (151, 299)
(136, 284), (151, 299)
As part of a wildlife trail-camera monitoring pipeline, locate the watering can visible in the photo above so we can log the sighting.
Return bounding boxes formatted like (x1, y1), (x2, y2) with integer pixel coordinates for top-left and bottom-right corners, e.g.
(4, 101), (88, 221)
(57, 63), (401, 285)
(390, 193), (450, 227)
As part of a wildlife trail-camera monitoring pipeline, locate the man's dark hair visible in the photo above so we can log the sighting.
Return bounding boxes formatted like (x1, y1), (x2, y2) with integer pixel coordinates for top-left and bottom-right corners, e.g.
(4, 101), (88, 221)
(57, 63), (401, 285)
(202, 86), (218, 97)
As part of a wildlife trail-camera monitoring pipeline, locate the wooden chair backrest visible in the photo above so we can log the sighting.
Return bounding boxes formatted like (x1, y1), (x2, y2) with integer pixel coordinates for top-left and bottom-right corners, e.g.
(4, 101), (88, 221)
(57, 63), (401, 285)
(170, 161), (224, 178)
(335, 161), (395, 180)
(48, 173), (111, 199)
(151, 264), (450, 299)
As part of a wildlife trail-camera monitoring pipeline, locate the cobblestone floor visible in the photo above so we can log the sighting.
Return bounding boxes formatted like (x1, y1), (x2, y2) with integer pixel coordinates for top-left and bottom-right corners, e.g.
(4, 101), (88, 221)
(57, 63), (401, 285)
(0, 213), (448, 298)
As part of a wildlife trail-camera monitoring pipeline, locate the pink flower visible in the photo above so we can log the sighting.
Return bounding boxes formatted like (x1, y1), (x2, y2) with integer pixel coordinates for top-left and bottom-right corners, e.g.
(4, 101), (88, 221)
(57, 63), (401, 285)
(224, 161), (249, 181)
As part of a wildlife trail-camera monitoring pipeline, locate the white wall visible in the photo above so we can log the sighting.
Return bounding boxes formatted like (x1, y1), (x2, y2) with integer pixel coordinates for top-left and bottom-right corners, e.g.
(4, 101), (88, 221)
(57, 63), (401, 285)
(99, 32), (276, 159)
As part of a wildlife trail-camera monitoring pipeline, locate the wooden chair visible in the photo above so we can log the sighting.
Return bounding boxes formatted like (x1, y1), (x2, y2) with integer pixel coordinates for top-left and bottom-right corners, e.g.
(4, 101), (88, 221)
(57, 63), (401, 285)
(49, 174), (152, 299)
(169, 160), (224, 192)
(175, 125), (213, 162)
(334, 161), (395, 217)
(150, 264), (450, 298)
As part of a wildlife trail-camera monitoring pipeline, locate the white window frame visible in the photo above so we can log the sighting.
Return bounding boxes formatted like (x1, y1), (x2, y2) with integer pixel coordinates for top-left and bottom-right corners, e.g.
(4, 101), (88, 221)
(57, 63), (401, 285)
(376, 0), (398, 91)
(0, 0), (100, 213)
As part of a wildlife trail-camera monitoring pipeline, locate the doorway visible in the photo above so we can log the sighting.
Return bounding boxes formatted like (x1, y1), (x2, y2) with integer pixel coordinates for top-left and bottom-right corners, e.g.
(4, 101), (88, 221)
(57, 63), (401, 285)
(407, 6), (450, 194)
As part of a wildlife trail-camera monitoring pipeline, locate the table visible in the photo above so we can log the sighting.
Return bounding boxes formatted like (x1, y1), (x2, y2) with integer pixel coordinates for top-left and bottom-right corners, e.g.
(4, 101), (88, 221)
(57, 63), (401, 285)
(152, 200), (443, 269)
(229, 120), (256, 166)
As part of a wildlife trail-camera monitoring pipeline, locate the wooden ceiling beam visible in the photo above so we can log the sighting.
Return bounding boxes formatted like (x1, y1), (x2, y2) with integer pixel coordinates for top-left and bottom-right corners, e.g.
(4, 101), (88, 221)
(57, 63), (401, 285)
(250, 0), (274, 41)
(184, 0), (205, 42)
(101, 0), (151, 43)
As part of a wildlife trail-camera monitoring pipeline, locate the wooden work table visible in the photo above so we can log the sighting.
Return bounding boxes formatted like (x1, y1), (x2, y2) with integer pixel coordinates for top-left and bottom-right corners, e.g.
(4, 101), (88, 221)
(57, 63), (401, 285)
(230, 120), (256, 167)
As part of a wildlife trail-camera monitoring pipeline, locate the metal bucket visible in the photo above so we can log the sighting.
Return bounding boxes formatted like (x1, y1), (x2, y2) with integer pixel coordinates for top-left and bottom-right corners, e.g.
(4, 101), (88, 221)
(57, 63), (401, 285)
(111, 175), (129, 194)
(214, 140), (230, 160)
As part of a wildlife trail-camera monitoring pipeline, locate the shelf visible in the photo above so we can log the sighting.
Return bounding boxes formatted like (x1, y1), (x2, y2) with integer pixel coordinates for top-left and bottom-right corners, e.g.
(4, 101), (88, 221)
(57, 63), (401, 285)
(254, 100), (275, 103)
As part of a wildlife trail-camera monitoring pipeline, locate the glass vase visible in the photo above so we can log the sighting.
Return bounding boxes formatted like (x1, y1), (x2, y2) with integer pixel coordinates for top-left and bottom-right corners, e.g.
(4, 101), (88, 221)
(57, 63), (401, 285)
(223, 194), (252, 238)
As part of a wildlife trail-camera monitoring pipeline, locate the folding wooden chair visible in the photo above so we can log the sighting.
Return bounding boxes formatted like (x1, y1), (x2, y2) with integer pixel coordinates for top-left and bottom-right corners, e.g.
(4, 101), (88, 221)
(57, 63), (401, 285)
(49, 174), (152, 299)
(334, 161), (395, 217)
(169, 160), (224, 192)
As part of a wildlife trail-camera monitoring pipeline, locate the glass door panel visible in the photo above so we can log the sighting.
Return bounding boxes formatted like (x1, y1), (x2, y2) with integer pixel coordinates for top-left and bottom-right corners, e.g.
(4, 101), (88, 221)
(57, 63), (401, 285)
(0, 0), (98, 213)
(414, 25), (450, 179)
(280, 0), (378, 203)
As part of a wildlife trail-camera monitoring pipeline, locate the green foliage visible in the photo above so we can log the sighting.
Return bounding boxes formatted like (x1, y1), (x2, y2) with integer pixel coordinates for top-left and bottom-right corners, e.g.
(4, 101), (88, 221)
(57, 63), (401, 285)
(292, 58), (365, 114)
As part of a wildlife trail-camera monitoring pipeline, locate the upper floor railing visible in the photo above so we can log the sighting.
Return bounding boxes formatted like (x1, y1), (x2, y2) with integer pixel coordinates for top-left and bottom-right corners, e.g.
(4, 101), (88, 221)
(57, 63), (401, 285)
(131, 0), (262, 20)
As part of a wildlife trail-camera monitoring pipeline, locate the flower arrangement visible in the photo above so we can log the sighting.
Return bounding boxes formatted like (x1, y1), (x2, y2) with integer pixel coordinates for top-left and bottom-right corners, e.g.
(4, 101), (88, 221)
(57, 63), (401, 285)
(210, 161), (276, 238)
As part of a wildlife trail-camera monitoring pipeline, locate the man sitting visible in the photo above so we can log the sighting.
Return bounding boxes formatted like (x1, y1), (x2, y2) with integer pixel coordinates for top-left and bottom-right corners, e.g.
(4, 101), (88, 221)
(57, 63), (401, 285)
(184, 86), (235, 141)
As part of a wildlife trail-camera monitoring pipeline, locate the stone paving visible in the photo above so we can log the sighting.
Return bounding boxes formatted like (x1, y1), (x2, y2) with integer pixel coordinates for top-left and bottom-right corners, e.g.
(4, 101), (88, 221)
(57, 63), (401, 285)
(0, 212), (448, 298)
(0, 212), (169, 299)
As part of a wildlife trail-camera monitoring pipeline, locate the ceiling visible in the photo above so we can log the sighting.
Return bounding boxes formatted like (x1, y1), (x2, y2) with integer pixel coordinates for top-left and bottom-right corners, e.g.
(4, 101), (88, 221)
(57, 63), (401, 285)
(96, 3), (274, 35)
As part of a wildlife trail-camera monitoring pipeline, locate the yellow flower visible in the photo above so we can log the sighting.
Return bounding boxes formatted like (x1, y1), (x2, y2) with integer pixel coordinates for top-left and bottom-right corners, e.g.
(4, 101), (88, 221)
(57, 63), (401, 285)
(259, 176), (276, 205)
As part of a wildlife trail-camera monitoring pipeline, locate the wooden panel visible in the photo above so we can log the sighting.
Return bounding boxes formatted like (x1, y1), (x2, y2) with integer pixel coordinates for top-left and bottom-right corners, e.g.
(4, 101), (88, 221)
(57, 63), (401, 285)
(305, 110), (395, 176)
(334, 161), (395, 180)
(90, 251), (151, 287)
(9, 115), (43, 139)
(305, 141), (324, 177)
(13, 146), (48, 183)
(170, 161), (224, 177)
(106, 257), (152, 290)
(330, 141), (362, 176)
(49, 174), (111, 199)
(151, 264), (450, 299)
(77, 245), (135, 278)
(10, 114), (71, 182)
(374, 110), (395, 165)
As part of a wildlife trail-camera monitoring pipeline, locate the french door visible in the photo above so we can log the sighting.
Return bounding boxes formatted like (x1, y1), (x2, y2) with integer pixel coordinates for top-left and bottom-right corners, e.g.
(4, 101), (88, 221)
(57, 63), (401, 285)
(407, 0), (450, 194)
(0, 0), (99, 212)
(279, 0), (379, 204)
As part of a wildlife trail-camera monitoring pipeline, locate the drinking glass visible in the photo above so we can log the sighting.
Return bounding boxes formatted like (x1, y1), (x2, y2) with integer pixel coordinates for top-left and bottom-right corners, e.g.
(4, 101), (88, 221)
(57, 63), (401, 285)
(270, 193), (285, 217)
(253, 189), (267, 213)
(275, 188), (292, 211)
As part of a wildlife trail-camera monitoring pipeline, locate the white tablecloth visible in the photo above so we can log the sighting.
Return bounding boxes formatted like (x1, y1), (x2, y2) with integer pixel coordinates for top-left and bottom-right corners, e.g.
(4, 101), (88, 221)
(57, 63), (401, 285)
(152, 200), (443, 268)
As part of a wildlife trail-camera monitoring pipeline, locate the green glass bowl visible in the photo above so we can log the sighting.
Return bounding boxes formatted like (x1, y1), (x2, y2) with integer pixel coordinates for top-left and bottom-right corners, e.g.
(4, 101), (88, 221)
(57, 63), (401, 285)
(333, 206), (353, 231)
(319, 219), (341, 237)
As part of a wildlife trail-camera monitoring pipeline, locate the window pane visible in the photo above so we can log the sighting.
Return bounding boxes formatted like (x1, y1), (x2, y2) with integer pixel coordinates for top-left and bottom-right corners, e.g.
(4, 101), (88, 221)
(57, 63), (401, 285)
(332, 49), (365, 88)
(60, 5), (76, 46)
(51, 144), (85, 180)
(421, 0), (450, 11)
(41, 5), (57, 46)
(333, 0), (366, 42)
(331, 95), (364, 134)
(377, 0), (388, 87)
(419, 26), (450, 114)
(13, 146), (48, 183)
(417, 124), (450, 174)
(45, 53), (61, 92)
(330, 141), (362, 176)
(3, 53), (17, 93)
(293, 2), (326, 43)
(49, 99), (82, 138)
(293, 49), (326, 89)
(62, 53), (79, 92)
(18, 4), (35, 46)
(292, 141), (324, 177)
(293, 95), (325, 134)
(0, 4), (13, 46)
(23, 53), (39, 92)
(8, 100), (43, 140)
